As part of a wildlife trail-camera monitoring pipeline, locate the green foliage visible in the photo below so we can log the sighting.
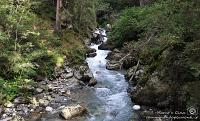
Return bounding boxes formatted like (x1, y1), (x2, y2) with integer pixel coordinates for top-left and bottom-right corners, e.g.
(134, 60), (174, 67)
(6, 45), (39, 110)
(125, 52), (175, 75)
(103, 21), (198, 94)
(60, 30), (86, 65)
(101, 0), (139, 10)
(110, 0), (200, 84)
(0, 0), (90, 104)
(59, 0), (97, 36)
(96, 0), (139, 26)
(0, 78), (35, 104)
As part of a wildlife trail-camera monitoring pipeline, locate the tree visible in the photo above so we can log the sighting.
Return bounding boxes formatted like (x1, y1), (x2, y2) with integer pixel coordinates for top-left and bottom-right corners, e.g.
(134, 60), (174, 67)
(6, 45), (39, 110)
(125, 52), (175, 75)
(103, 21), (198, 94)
(55, 0), (62, 30)
(140, 0), (144, 6)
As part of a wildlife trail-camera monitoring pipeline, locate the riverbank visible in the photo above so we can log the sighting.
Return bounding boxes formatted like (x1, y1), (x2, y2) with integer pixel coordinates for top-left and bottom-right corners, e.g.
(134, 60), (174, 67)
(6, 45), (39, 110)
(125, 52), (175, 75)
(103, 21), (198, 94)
(0, 57), (98, 120)
(105, 40), (199, 121)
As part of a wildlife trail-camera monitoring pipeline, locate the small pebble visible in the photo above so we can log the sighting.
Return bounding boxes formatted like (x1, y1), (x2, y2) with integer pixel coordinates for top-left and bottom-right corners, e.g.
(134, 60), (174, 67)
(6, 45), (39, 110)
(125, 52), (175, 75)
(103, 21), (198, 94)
(36, 88), (43, 93)
(133, 105), (141, 110)
(45, 106), (53, 112)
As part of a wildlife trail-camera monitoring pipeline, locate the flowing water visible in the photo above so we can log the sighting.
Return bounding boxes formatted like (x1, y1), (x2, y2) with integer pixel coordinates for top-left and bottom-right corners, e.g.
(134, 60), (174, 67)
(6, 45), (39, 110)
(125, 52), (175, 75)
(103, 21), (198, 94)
(83, 29), (139, 121)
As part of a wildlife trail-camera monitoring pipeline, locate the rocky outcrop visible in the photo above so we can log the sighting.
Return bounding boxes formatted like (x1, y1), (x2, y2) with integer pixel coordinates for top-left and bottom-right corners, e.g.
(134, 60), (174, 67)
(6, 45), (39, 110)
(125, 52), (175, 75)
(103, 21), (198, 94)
(106, 48), (138, 70)
(129, 71), (171, 107)
(106, 61), (121, 70)
(86, 48), (97, 57)
(74, 65), (93, 82)
(122, 56), (137, 69)
(98, 42), (110, 50)
(60, 105), (87, 120)
(106, 49), (122, 61)
(91, 34), (101, 44)
(74, 65), (97, 86)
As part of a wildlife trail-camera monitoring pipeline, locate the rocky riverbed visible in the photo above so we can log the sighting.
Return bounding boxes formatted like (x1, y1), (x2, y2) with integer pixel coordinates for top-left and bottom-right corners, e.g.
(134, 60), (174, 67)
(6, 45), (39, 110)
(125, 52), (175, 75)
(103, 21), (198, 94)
(0, 59), (97, 121)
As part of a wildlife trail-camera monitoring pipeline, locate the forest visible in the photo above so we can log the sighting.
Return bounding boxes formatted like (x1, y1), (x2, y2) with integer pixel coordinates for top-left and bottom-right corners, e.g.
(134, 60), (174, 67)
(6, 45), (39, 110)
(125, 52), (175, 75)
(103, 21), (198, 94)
(0, 0), (199, 121)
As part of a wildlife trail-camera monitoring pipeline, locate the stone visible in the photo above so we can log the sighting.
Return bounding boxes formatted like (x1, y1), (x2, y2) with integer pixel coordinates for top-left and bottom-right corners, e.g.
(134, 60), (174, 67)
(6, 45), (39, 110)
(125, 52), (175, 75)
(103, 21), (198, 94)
(36, 88), (43, 93)
(87, 52), (97, 58)
(47, 96), (52, 101)
(45, 106), (53, 112)
(4, 101), (14, 108)
(113, 49), (120, 53)
(14, 98), (20, 104)
(133, 105), (141, 110)
(16, 104), (29, 114)
(60, 105), (87, 120)
(106, 61), (121, 70)
(88, 78), (97, 86)
(39, 99), (49, 106)
(122, 56), (137, 69)
(74, 65), (93, 82)
(64, 67), (73, 73)
(61, 72), (73, 79)
(130, 75), (170, 107)
(86, 48), (96, 54)
(98, 42), (110, 50)
(135, 69), (144, 76)
(14, 97), (29, 104)
(4, 108), (14, 113)
(30, 97), (38, 106)
(106, 51), (122, 60)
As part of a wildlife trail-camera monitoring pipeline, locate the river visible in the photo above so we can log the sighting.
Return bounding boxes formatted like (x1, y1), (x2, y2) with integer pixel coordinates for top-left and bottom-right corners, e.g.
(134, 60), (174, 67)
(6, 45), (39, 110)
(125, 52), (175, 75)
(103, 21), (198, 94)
(83, 29), (139, 121)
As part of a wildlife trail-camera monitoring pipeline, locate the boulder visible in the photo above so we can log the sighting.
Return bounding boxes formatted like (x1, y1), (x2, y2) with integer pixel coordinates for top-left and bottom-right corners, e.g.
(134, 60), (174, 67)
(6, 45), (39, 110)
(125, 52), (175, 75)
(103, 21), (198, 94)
(64, 67), (73, 73)
(74, 65), (93, 82)
(122, 56), (137, 69)
(86, 48), (97, 57)
(86, 48), (96, 54)
(98, 42), (110, 50)
(87, 52), (97, 58)
(106, 51), (123, 61)
(91, 34), (101, 44)
(106, 61), (121, 70)
(130, 75), (171, 108)
(88, 78), (97, 86)
(60, 105), (87, 120)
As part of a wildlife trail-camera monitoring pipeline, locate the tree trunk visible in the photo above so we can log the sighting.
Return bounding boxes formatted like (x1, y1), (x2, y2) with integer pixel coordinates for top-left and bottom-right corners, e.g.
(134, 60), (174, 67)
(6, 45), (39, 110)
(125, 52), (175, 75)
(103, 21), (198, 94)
(55, 0), (61, 31)
(140, 0), (144, 6)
